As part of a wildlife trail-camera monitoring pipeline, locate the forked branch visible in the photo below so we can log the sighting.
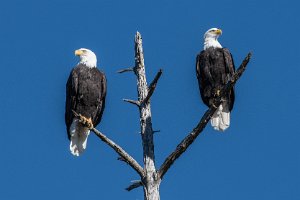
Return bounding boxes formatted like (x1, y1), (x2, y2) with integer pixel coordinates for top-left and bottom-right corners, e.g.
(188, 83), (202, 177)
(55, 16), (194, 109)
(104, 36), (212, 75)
(157, 52), (252, 180)
(142, 69), (163, 104)
(125, 180), (143, 191)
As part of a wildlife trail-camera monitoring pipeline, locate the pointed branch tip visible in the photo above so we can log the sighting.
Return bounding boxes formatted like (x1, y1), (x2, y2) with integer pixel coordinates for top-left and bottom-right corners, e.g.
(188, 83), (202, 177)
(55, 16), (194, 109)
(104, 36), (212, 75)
(125, 180), (143, 191)
(117, 157), (129, 164)
(123, 99), (141, 106)
(117, 68), (134, 73)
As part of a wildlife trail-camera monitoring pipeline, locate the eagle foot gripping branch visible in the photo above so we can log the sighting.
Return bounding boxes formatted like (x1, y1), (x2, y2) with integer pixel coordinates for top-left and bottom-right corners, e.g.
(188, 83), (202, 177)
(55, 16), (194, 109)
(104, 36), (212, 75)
(71, 110), (94, 129)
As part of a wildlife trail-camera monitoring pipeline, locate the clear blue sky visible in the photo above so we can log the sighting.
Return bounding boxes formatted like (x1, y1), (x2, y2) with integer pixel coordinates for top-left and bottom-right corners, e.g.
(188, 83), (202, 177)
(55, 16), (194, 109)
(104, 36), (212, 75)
(0, 0), (299, 199)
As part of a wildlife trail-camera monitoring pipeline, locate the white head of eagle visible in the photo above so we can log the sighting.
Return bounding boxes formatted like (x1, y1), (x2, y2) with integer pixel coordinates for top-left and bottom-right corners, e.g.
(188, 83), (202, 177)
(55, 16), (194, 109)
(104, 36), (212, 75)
(75, 48), (97, 68)
(204, 28), (222, 50)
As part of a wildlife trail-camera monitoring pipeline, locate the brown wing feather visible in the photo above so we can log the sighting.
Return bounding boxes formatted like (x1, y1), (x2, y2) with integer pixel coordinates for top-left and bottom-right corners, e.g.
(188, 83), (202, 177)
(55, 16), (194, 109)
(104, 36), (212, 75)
(93, 71), (107, 126)
(222, 48), (235, 111)
(65, 69), (78, 140)
(196, 50), (213, 107)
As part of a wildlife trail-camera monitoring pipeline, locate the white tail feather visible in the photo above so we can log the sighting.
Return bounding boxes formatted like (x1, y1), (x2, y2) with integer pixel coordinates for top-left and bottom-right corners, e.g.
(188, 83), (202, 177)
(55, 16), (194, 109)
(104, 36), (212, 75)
(211, 104), (230, 131)
(69, 119), (90, 156)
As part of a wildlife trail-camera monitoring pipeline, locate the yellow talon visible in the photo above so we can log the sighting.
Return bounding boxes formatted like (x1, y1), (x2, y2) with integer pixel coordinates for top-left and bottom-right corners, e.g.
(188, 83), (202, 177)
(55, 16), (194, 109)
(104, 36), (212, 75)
(79, 115), (94, 129)
(86, 117), (94, 129)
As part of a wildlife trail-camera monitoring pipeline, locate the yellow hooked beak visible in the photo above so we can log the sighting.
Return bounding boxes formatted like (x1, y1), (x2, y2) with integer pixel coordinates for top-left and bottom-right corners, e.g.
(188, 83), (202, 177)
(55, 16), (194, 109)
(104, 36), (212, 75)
(215, 29), (222, 35)
(75, 49), (83, 56)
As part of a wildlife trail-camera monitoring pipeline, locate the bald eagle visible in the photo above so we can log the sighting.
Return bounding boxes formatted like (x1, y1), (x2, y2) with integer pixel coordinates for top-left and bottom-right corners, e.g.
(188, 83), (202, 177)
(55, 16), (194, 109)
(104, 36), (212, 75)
(196, 28), (235, 131)
(65, 48), (106, 156)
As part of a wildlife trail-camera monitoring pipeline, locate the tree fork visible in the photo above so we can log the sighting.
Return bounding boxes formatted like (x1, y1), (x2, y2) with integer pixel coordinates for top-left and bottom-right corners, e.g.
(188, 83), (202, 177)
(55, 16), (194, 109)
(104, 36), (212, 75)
(74, 32), (251, 200)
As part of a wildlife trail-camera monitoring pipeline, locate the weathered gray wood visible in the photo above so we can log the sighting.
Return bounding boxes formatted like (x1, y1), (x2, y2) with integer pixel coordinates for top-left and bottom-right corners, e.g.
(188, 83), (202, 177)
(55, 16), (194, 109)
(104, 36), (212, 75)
(117, 67), (134, 73)
(142, 69), (163, 104)
(133, 32), (161, 200)
(123, 98), (141, 106)
(91, 127), (145, 178)
(126, 180), (143, 191)
(71, 110), (145, 177)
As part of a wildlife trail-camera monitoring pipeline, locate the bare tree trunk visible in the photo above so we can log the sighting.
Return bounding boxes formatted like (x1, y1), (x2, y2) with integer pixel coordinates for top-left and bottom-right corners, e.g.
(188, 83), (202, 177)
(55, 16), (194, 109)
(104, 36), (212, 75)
(134, 32), (161, 200)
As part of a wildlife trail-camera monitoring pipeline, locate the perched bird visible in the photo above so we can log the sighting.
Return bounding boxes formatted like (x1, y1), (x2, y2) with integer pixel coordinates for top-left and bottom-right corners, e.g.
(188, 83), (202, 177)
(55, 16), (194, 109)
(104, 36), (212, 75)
(196, 28), (235, 131)
(65, 48), (107, 156)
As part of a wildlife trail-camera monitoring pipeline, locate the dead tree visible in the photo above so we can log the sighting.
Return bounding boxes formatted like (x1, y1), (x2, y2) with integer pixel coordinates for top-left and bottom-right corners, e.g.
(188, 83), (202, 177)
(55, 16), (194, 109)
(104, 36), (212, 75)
(75, 32), (251, 200)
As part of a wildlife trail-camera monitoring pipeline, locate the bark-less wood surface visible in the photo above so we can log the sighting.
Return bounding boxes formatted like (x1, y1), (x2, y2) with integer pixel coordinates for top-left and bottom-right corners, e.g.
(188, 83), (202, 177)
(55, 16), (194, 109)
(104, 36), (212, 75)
(133, 32), (161, 200)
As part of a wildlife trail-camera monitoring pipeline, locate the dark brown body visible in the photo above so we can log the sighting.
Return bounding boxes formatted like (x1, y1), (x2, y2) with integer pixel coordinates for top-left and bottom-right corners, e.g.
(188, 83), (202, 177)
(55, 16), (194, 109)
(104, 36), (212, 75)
(196, 47), (235, 111)
(65, 64), (106, 139)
